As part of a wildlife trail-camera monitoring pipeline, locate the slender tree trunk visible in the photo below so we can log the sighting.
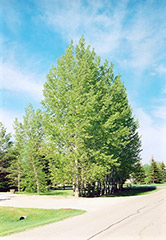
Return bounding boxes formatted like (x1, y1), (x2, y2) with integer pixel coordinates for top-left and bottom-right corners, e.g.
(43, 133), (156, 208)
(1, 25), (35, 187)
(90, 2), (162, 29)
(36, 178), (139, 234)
(97, 181), (101, 196)
(73, 182), (79, 197)
(119, 180), (124, 192)
(31, 156), (40, 194)
(73, 115), (80, 198)
(88, 184), (91, 197)
(92, 182), (95, 197)
(73, 158), (79, 197)
(17, 155), (21, 192)
(17, 165), (21, 192)
(73, 157), (79, 197)
(75, 185), (79, 198)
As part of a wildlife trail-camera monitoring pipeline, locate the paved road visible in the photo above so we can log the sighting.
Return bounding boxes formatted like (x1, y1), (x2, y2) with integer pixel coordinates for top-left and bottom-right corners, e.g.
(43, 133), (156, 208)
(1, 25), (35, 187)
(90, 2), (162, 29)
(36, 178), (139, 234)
(0, 193), (11, 201)
(0, 189), (166, 240)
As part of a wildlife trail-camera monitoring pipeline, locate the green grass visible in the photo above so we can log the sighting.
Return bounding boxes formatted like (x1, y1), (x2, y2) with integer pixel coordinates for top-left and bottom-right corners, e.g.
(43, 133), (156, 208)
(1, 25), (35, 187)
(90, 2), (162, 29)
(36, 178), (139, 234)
(16, 189), (73, 197)
(0, 207), (85, 237)
(132, 182), (166, 187)
(103, 187), (158, 197)
(40, 189), (73, 197)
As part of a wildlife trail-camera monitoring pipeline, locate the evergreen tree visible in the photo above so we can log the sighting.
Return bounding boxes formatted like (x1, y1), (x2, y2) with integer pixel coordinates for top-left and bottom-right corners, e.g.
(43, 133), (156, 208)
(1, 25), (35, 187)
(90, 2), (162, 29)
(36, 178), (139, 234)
(0, 122), (13, 191)
(150, 157), (161, 183)
(132, 159), (145, 184)
(8, 119), (24, 192)
(160, 162), (166, 182)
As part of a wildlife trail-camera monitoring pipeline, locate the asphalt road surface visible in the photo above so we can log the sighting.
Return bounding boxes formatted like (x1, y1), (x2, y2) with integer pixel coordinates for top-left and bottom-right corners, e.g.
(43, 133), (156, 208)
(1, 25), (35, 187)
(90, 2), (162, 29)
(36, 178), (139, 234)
(0, 189), (166, 240)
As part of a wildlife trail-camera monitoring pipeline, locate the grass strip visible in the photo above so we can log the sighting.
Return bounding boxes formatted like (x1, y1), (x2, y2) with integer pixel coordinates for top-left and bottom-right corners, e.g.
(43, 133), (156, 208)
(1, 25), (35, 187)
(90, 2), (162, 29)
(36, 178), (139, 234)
(0, 207), (85, 237)
(15, 189), (73, 197)
(132, 182), (166, 187)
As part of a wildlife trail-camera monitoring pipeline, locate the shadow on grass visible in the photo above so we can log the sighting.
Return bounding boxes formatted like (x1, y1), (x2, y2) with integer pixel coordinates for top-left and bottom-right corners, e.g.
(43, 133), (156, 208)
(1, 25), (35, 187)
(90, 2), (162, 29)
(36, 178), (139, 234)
(103, 186), (157, 197)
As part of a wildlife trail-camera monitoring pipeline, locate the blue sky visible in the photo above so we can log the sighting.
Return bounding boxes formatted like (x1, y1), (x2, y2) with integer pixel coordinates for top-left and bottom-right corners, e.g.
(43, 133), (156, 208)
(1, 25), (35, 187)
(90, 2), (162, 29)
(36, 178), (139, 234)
(0, 0), (166, 164)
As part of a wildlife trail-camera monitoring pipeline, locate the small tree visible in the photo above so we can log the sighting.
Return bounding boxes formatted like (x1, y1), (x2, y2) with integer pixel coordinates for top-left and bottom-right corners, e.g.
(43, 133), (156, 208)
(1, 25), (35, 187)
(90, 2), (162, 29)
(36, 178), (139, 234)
(143, 164), (151, 184)
(8, 119), (24, 192)
(150, 157), (162, 183)
(21, 104), (46, 194)
(133, 160), (145, 184)
(160, 162), (166, 182)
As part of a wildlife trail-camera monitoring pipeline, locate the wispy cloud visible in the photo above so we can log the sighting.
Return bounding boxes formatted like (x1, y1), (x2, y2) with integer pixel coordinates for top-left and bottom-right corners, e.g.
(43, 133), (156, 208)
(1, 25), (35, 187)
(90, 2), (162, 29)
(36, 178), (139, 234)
(155, 65), (166, 75)
(36, 0), (128, 56)
(0, 0), (22, 33)
(37, 0), (166, 72)
(0, 61), (43, 101)
(136, 108), (166, 164)
(152, 106), (166, 121)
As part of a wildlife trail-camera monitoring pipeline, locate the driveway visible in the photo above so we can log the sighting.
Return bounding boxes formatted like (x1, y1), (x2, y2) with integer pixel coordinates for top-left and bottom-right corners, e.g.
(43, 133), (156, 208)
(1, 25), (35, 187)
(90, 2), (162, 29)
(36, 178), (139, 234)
(0, 189), (166, 240)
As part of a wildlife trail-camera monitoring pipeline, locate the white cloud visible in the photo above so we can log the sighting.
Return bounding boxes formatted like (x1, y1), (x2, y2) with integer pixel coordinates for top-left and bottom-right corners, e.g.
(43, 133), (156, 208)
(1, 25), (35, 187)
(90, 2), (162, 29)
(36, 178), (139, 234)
(37, 0), (166, 72)
(136, 108), (166, 164)
(0, 61), (44, 101)
(152, 106), (166, 120)
(38, 0), (128, 55)
(155, 65), (166, 75)
(0, 0), (22, 33)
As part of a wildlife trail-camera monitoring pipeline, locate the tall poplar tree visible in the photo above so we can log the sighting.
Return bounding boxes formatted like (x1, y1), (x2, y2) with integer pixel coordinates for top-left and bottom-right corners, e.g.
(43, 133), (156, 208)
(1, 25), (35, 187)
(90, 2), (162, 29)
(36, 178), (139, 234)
(42, 37), (141, 197)
(42, 38), (104, 196)
(22, 104), (47, 193)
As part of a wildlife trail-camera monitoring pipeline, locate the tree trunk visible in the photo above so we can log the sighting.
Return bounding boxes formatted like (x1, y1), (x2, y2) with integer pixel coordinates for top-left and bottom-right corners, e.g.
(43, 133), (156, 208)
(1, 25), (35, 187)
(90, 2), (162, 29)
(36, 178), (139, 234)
(75, 185), (79, 198)
(73, 157), (79, 197)
(31, 156), (40, 194)
(92, 183), (95, 197)
(17, 158), (21, 192)
(18, 169), (21, 192)
(73, 183), (79, 197)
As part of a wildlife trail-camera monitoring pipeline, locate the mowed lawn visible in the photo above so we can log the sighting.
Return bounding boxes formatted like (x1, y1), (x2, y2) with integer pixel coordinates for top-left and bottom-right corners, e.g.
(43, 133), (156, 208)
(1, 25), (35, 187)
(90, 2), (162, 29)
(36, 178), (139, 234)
(16, 189), (73, 197)
(0, 206), (85, 237)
